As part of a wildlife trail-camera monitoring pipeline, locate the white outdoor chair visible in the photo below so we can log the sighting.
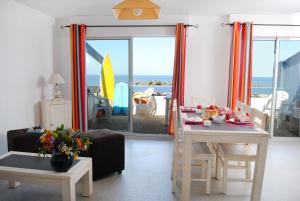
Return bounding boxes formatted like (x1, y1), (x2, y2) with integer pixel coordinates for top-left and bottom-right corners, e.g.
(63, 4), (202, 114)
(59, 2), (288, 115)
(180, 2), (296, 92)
(171, 99), (212, 194)
(276, 100), (292, 129)
(144, 87), (155, 95)
(88, 92), (111, 124)
(135, 96), (157, 116)
(96, 97), (112, 124)
(88, 89), (95, 121)
(263, 90), (289, 115)
(291, 104), (300, 136)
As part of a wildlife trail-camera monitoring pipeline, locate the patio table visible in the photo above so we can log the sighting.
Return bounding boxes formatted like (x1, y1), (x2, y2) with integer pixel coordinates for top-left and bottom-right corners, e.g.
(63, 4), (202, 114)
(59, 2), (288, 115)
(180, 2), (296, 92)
(179, 107), (270, 201)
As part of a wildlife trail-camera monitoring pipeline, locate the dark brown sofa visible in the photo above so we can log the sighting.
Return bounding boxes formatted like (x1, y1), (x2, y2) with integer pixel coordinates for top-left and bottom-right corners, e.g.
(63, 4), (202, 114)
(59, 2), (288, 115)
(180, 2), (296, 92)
(7, 129), (125, 180)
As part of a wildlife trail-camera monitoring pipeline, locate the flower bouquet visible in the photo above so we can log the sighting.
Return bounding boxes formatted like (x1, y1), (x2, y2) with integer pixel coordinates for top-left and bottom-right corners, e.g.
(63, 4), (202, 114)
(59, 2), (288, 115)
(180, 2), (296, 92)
(38, 124), (91, 172)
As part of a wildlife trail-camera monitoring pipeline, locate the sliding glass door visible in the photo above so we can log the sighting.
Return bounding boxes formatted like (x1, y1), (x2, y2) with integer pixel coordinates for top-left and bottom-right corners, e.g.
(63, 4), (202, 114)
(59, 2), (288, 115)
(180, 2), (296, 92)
(273, 40), (300, 137)
(132, 37), (175, 134)
(252, 38), (300, 138)
(85, 37), (175, 134)
(86, 39), (130, 131)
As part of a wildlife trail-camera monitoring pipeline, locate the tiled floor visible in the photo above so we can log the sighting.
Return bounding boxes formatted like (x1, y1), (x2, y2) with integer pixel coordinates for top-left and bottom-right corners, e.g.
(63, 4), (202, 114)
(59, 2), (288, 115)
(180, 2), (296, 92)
(0, 137), (299, 201)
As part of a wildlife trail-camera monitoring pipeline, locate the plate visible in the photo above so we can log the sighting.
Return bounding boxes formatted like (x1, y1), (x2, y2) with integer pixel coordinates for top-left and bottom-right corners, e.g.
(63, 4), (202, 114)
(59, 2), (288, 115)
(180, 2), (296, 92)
(184, 116), (203, 124)
(227, 119), (250, 125)
(181, 107), (196, 113)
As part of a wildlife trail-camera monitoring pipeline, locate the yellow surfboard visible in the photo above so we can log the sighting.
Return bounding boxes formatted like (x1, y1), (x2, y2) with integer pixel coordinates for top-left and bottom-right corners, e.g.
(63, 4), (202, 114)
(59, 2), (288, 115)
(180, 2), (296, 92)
(101, 54), (115, 104)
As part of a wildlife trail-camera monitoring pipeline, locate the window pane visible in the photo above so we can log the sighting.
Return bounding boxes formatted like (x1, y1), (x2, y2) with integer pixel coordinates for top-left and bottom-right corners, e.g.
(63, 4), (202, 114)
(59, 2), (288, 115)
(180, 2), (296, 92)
(86, 39), (129, 131)
(132, 37), (175, 134)
(251, 40), (275, 113)
(274, 40), (300, 137)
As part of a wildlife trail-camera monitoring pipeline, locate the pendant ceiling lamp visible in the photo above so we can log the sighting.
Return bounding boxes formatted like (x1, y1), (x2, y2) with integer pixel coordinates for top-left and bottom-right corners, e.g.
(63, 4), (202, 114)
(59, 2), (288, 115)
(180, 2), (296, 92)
(112, 0), (160, 20)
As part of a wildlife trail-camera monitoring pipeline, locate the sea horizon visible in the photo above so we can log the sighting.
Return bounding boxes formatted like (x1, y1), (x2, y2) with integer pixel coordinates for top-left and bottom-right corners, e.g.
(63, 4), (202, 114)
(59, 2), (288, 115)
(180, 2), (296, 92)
(87, 74), (273, 95)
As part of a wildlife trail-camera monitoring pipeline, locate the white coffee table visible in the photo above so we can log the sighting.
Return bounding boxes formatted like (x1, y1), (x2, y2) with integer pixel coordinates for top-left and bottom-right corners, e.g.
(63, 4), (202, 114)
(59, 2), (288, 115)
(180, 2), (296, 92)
(0, 151), (93, 201)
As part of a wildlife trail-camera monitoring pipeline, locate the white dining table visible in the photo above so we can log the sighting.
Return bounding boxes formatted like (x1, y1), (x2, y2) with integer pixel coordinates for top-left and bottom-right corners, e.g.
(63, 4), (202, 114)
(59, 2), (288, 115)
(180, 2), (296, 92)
(179, 107), (270, 201)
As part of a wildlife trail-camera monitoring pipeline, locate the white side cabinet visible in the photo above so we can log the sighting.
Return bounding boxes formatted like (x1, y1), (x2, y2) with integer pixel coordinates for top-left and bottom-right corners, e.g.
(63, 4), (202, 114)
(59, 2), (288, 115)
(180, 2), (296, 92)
(41, 100), (72, 130)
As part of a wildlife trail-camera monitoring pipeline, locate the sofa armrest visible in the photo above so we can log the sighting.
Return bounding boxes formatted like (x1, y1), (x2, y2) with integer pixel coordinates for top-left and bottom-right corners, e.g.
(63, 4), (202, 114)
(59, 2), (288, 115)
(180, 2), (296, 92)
(7, 129), (28, 152)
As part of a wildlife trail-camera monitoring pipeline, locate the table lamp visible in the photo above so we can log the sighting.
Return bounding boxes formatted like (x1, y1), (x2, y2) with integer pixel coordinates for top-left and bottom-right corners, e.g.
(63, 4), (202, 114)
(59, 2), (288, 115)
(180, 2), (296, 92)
(49, 73), (65, 100)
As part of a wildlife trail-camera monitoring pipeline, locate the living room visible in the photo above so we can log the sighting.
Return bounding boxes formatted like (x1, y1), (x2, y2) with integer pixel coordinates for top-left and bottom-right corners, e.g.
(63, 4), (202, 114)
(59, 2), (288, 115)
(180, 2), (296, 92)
(1, 0), (300, 201)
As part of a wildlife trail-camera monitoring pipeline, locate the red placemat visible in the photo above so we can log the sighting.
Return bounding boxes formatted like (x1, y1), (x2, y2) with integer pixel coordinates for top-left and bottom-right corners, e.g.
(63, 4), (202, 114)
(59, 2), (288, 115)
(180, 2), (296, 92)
(181, 108), (196, 113)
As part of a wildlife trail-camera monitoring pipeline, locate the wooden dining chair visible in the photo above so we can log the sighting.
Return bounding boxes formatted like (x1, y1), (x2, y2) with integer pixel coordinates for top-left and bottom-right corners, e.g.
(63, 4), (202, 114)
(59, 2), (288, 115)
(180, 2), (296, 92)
(235, 100), (245, 115)
(243, 103), (252, 117)
(191, 96), (216, 107)
(216, 106), (267, 194)
(250, 108), (268, 130)
(171, 99), (212, 194)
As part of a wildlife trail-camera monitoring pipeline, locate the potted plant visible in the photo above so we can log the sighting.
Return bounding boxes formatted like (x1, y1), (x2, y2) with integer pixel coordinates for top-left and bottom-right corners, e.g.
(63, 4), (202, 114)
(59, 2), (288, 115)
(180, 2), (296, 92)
(38, 124), (91, 172)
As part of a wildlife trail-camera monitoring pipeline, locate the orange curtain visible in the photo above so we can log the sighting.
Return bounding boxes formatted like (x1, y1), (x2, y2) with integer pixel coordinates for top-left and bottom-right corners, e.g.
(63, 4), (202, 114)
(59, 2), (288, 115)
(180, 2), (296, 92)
(70, 24), (87, 132)
(228, 22), (253, 109)
(168, 23), (186, 135)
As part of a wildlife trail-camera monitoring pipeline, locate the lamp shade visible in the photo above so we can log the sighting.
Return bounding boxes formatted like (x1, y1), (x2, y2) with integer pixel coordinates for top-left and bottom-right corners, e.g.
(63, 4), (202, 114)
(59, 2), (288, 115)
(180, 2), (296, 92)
(49, 73), (65, 84)
(113, 0), (160, 20)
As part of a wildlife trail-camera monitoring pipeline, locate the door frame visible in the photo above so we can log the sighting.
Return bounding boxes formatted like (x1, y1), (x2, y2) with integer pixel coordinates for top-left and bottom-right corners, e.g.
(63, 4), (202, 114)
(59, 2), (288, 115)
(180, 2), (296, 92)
(86, 37), (134, 133)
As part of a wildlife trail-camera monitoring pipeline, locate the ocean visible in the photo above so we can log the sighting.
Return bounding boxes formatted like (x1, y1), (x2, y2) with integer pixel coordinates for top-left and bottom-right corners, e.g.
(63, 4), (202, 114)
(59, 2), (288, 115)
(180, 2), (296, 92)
(87, 75), (273, 95)
(252, 77), (273, 95)
(87, 75), (173, 93)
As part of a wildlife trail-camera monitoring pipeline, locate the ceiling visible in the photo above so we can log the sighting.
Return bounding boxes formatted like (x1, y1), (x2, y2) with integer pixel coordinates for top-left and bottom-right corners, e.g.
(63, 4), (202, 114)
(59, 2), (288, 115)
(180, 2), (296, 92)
(16, 0), (300, 18)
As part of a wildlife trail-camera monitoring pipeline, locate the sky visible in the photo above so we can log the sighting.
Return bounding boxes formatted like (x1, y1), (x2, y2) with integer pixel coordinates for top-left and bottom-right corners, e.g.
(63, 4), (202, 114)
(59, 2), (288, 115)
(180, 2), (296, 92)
(86, 40), (129, 76)
(86, 37), (175, 76)
(252, 40), (300, 77)
(86, 38), (300, 78)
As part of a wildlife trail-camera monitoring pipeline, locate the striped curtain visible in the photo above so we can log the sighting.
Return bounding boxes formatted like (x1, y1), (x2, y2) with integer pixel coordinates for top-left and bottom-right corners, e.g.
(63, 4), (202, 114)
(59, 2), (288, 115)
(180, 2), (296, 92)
(168, 23), (186, 135)
(228, 22), (253, 110)
(70, 24), (87, 132)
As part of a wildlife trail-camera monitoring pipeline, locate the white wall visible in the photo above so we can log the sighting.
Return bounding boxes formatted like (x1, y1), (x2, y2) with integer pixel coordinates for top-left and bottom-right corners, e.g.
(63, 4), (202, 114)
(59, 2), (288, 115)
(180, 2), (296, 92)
(0, 0), (55, 153)
(185, 16), (231, 106)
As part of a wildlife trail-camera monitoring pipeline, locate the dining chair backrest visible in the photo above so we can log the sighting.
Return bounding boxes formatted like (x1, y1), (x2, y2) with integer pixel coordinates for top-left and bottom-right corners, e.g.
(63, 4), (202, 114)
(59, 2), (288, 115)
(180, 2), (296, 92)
(250, 108), (267, 130)
(235, 100), (245, 114)
(243, 104), (252, 117)
(172, 99), (180, 142)
(191, 96), (216, 107)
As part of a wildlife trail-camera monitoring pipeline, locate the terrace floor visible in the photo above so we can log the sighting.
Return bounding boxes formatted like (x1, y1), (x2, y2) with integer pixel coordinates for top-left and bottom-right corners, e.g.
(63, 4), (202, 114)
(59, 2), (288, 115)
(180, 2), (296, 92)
(89, 115), (168, 134)
(273, 118), (299, 137)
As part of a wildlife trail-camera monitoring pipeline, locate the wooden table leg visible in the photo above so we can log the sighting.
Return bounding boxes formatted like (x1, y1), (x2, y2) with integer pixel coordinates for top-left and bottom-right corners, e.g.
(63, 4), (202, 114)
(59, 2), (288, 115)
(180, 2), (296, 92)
(181, 137), (192, 201)
(8, 181), (20, 188)
(82, 164), (93, 197)
(62, 180), (76, 201)
(251, 138), (269, 201)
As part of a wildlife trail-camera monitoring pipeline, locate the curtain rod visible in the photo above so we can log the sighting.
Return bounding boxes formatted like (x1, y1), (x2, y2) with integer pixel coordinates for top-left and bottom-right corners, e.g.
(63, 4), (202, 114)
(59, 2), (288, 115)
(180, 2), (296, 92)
(60, 24), (199, 29)
(222, 22), (300, 27)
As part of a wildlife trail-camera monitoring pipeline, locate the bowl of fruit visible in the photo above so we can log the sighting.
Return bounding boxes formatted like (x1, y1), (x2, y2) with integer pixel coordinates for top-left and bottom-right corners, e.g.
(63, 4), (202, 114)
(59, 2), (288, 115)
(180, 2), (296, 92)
(205, 105), (219, 118)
